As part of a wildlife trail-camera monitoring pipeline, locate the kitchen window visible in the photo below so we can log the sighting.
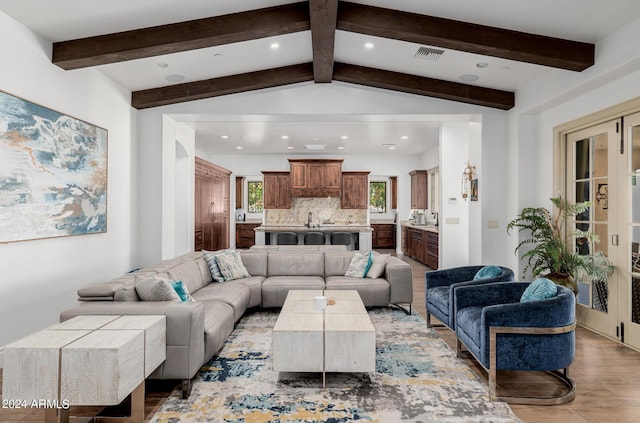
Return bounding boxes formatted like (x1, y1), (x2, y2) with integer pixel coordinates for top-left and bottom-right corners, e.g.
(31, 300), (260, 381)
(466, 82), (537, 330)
(369, 181), (387, 213)
(247, 181), (263, 213)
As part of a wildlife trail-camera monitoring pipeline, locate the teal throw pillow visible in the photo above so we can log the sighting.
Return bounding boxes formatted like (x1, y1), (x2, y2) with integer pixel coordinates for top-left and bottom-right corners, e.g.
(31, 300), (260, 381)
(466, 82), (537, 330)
(520, 278), (558, 302)
(473, 265), (502, 280)
(171, 280), (194, 302)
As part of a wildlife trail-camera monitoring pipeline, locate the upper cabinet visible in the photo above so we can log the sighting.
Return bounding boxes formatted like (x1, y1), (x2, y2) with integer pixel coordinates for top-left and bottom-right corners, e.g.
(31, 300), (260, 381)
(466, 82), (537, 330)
(410, 170), (428, 209)
(289, 159), (343, 197)
(341, 171), (369, 209)
(262, 171), (291, 209)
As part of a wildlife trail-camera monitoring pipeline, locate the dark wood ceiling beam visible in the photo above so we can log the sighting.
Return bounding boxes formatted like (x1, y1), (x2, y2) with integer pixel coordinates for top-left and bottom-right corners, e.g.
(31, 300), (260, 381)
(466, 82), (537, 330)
(53, 2), (311, 70)
(131, 63), (314, 109)
(309, 0), (338, 82)
(333, 62), (514, 110)
(337, 2), (594, 71)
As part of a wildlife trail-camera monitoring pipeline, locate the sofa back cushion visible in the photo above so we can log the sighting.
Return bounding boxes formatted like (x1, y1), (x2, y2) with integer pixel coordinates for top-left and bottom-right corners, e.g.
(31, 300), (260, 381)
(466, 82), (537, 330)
(324, 251), (356, 276)
(267, 252), (325, 277)
(165, 257), (212, 294)
(239, 251), (267, 277)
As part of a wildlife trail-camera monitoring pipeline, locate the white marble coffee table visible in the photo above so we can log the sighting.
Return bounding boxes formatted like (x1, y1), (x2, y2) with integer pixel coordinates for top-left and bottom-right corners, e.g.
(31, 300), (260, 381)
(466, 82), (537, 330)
(272, 290), (376, 386)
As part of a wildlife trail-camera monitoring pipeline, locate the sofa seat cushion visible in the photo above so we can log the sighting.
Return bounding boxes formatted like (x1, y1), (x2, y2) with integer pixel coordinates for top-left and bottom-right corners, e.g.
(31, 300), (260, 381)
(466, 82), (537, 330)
(192, 283), (251, 322)
(228, 276), (264, 308)
(201, 301), (235, 360)
(261, 276), (325, 308)
(456, 306), (484, 365)
(324, 276), (390, 307)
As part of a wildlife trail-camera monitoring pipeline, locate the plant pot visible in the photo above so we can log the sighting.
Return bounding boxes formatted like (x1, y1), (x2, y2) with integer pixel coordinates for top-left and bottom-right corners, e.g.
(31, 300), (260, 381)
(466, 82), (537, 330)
(545, 272), (578, 294)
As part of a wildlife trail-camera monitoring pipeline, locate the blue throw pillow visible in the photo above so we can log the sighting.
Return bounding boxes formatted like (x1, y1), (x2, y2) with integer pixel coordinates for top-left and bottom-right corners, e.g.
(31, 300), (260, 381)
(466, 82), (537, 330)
(520, 278), (558, 302)
(171, 280), (194, 302)
(473, 265), (502, 280)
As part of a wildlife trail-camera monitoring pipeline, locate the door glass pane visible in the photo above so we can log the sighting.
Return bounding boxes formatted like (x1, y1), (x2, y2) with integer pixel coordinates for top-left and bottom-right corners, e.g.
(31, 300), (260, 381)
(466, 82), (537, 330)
(594, 179), (608, 222)
(576, 181), (590, 204)
(632, 125), (640, 324)
(592, 133), (608, 178)
(575, 138), (590, 179)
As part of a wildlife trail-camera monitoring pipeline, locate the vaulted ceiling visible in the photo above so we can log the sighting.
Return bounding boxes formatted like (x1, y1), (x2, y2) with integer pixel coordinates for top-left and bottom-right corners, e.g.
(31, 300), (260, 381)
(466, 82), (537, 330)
(38, 1), (598, 110)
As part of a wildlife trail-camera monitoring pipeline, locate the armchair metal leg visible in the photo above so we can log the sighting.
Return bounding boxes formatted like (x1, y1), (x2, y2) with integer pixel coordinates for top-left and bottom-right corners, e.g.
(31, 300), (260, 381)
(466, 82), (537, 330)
(425, 312), (446, 329)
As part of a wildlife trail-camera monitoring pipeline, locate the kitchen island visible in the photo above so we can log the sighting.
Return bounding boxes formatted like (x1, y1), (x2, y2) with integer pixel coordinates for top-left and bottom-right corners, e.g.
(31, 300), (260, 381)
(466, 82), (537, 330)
(254, 224), (372, 250)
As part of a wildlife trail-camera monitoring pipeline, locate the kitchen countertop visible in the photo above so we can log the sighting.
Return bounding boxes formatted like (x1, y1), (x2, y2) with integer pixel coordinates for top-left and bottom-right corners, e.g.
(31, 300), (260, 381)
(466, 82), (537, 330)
(256, 224), (372, 232)
(400, 220), (439, 233)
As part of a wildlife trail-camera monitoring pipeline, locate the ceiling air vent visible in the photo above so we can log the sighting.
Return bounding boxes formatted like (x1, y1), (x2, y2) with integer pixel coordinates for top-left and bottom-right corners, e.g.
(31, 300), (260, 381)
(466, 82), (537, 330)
(415, 47), (444, 61)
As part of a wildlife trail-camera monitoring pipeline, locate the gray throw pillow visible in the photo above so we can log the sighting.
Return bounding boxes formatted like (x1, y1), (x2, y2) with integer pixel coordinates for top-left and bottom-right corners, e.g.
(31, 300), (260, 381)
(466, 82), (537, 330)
(345, 251), (371, 278)
(114, 286), (140, 302)
(135, 275), (182, 302)
(203, 250), (230, 282)
(366, 252), (390, 279)
(215, 251), (251, 281)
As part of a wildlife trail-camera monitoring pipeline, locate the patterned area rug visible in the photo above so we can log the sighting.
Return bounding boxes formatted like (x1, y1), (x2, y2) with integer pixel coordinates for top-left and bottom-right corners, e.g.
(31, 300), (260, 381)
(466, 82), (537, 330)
(150, 308), (522, 423)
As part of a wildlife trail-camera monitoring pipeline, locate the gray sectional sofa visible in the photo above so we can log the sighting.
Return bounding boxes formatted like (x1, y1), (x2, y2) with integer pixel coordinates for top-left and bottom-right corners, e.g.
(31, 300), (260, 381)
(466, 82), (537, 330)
(60, 249), (413, 397)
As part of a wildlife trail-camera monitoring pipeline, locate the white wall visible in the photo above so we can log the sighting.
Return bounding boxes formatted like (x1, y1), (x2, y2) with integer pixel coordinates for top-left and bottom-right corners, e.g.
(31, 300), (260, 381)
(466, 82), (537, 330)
(0, 12), (136, 349)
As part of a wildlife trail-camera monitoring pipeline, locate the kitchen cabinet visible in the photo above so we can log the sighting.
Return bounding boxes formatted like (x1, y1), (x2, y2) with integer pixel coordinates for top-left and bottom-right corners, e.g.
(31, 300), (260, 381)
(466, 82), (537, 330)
(410, 170), (428, 209)
(235, 176), (244, 209)
(402, 225), (438, 269)
(390, 176), (397, 210)
(195, 157), (230, 251)
(425, 231), (439, 269)
(289, 159), (343, 197)
(236, 222), (260, 249)
(372, 223), (396, 249)
(262, 171), (291, 209)
(341, 171), (369, 209)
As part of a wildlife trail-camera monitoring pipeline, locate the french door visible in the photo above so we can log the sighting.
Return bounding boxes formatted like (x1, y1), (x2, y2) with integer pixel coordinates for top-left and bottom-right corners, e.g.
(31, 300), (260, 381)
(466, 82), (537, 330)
(566, 114), (640, 348)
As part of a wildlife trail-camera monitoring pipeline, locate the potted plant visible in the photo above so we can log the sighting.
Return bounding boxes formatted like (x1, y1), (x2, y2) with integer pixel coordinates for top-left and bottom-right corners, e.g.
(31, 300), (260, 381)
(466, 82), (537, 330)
(506, 195), (611, 293)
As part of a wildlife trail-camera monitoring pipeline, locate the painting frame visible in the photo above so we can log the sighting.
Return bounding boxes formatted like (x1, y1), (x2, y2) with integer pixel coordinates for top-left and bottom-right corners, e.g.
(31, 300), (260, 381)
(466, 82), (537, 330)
(470, 178), (478, 201)
(0, 90), (108, 243)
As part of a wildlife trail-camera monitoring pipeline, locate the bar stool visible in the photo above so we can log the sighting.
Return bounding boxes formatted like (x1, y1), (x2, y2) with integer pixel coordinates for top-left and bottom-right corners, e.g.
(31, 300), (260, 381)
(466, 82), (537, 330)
(304, 232), (325, 245)
(276, 232), (298, 245)
(330, 232), (352, 246)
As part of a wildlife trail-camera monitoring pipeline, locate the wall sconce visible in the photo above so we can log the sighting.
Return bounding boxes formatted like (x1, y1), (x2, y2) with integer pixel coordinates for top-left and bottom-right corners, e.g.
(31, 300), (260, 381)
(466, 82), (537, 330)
(461, 161), (476, 200)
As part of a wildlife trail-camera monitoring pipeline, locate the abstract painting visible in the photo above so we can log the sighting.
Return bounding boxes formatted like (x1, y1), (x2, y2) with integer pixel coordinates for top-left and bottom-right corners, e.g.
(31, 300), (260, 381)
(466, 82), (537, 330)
(0, 90), (107, 243)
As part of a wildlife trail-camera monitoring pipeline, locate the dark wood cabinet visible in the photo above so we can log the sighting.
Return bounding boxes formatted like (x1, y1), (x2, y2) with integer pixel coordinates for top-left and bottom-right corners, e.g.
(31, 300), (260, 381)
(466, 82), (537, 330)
(235, 176), (244, 209)
(410, 170), (428, 209)
(402, 226), (438, 269)
(390, 176), (398, 210)
(235, 222), (260, 249)
(195, 157), (230, 251)
(289, 159), (343, 197)
(341, 171), (369, 209)
(425, 231), (439, 269)
(372, 223), (396, 249)
(262, 171), (291, 209)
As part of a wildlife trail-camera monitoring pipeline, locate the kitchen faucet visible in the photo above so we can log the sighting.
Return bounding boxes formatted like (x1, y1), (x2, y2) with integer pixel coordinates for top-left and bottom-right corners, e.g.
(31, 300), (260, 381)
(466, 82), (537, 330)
(307, 211), (313, 228)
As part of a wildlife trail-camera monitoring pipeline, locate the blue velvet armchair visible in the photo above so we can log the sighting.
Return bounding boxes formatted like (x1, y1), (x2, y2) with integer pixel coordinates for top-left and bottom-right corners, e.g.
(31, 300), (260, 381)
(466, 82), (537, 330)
(425, 265), (514, 329)
(454, 282), (576, 405)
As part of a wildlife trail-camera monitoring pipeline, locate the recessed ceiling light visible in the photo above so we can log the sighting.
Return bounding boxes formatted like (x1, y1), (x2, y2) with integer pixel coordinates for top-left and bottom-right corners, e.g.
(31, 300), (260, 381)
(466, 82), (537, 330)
(337, 146), (345, 150)
(383, 143), (396, 150)
(341, 135), (348, 140)
(165, 74), (185, 83)
(157, 62), (168, 69)
(460, 74), (479, 82)
(304, 144), (327, 150)
(281, 135), (289, 139)
(236, 146), (243, 150)
(270, 42), (280, 50)
(287, 146), (294, 150)
(364, 42), (374, 49)
(401, 135), (409, 140)
(476, 62), (489, 68)
(221, 135), (229, 139)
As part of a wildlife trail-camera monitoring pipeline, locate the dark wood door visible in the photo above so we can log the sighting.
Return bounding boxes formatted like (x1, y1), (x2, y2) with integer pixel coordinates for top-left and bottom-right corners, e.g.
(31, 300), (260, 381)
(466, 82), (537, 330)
(195, 157), (230, 251)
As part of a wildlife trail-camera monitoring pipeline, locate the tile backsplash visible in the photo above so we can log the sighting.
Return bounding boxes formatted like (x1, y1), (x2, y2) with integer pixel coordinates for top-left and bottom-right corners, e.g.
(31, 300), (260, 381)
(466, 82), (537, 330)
(264, 197), (367, 225)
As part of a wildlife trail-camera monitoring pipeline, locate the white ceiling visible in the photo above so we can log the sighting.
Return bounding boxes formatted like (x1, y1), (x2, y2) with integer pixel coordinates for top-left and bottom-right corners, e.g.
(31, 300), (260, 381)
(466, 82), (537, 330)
(3, 0), (640, 155)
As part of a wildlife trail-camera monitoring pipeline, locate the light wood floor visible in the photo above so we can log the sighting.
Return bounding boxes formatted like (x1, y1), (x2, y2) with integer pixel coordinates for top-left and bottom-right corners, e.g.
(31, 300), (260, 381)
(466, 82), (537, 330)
(2, 253), (640, 422)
